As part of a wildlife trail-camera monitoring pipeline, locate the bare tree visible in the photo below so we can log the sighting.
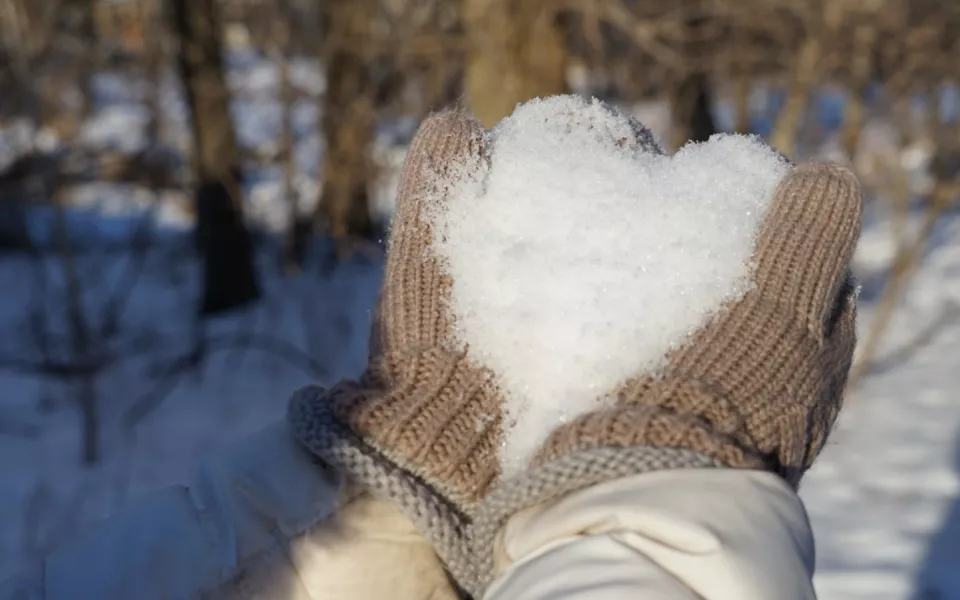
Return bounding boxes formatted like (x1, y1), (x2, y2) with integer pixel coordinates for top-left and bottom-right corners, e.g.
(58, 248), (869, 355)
(463, 0), (569, 127)
(668, 1), (718, 146)
(766, 1), (834, 157)
(169, 0), (260, 315)
(316, 0), (378, 246)
(0, 157), (33, 250)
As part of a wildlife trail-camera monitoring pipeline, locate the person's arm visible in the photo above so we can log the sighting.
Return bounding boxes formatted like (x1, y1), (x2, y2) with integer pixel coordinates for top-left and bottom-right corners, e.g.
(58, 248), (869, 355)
(485, 469), (816, 600)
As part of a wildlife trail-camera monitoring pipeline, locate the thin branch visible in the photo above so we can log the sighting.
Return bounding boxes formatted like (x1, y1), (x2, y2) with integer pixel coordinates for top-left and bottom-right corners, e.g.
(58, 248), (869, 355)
(557, 0), (686, 71)
(851, 180), (960, 385)
(99, 206), (156, 338)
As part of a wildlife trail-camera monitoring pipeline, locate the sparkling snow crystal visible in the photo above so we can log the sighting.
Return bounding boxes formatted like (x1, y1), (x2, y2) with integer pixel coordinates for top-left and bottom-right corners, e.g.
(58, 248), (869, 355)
(429, 95), (791, 478)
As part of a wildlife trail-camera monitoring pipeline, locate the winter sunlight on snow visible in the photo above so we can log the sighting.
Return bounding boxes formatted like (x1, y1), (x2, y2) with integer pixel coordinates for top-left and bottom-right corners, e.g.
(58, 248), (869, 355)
(2, 36), (960, 600)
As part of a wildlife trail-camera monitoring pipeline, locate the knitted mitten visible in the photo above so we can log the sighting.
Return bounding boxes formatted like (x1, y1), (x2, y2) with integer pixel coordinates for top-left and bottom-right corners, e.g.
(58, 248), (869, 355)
(472, 159), (862, 597)
(288, 104), (667, 596)
(287, 109), (500, 591)
(535, 161), (862, 482)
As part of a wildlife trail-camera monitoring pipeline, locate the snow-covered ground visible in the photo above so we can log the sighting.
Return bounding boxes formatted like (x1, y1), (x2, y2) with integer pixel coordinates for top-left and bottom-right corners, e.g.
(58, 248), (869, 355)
(804, 204), (960, 600)
(0, 237), (384, 579)
(2, 54), (960, 598)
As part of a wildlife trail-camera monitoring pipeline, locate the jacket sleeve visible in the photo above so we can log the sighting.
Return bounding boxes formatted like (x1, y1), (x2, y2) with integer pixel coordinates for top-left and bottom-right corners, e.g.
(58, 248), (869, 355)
(0, 421), (345, 600)
(484, 469), (817, 600)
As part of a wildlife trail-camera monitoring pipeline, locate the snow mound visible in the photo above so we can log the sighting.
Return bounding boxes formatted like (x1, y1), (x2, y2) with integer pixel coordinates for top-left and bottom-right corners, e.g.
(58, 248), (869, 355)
(430, 95), (791, 477)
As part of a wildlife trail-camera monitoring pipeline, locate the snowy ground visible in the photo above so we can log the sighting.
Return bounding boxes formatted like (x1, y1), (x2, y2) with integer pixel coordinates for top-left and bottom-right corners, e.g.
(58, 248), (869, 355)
(803, 204), (960, 600)
(0, 236), (384, 579)
(2, 54), (960, 598)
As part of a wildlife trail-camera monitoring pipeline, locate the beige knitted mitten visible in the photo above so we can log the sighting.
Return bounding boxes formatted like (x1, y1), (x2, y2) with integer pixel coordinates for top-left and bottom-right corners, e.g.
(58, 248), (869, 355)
(536, 161), (862, 483)
(287, 109), (501, 591)
(288, 103), (669, 596)
(471, 160), (862, 598)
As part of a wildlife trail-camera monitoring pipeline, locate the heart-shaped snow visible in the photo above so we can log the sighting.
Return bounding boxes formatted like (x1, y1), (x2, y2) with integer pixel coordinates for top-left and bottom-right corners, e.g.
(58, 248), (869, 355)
(430, 95), (790, 477)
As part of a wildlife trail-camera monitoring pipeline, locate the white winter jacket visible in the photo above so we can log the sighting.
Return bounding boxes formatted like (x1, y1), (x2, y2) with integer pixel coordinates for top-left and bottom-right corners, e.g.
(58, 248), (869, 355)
(1, 420), (817, 600)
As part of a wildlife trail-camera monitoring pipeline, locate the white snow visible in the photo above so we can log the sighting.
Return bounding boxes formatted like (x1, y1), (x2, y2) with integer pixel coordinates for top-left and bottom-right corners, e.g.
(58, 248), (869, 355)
(431, 95), (791, 477)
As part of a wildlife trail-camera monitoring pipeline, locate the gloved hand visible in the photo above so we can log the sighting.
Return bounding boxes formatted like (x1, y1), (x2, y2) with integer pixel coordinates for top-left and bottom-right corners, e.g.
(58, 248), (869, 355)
(290, 98), (862, 600)
(288, 109), (502, 592)
(470, 108), (861, 597)
(534, 159), (861, 483)
(288, 104), (667, 596)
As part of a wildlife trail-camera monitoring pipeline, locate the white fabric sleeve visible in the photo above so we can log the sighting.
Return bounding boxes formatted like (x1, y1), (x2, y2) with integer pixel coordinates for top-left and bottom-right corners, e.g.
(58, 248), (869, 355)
(0, 421), (345, 600)
(484, 469), (817, 600)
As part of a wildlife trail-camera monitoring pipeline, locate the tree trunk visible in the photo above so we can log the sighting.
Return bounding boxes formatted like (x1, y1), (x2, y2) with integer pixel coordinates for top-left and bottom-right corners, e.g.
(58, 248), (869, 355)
(317, 0), (375, 245)
(143, 0), (167, 147)
(731, 31), (752, 134)
(463, 0), (569, 128)
(170, 0), (259, 316)
(769, 37), (821, 158)
(670, 72), (717, 147)
(842, 16), (877, 160)
(0, 196), (31, 250)
(0, 155), (33, 250)
(268, 8), (308, 273)
(669, 6), (717, 148)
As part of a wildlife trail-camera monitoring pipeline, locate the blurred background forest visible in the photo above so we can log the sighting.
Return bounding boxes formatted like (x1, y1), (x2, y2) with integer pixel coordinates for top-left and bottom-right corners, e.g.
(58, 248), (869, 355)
(2, 0), (960, 598)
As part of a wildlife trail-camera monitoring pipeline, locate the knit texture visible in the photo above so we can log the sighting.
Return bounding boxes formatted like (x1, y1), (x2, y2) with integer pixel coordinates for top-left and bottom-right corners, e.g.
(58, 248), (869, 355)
(288, 109), (500, 594)
(288, 384), (480, 591)
(533, 162), (862, 489)
(290, 104), (862, 598)
(461, 160), (863, 598)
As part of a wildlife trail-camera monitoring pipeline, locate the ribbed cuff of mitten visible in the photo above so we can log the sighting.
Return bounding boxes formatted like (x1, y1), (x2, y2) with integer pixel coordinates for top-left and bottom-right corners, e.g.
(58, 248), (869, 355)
(527, 161), (861, 493)
(337, 349), (501, 504)
(287, 350), (501, 596)
(533, 402), (771, 473)
(288, 381), (482, 595)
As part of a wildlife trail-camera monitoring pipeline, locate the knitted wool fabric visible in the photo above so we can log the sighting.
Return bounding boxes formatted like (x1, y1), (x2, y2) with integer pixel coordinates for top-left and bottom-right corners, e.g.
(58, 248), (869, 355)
(533, 161), (862, 486)
(289, 103), (684, 597)
(288, 109), (500, 592)
(467, 161), (863, 598)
